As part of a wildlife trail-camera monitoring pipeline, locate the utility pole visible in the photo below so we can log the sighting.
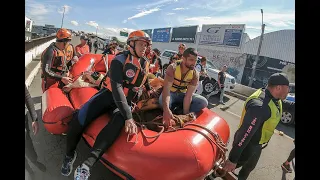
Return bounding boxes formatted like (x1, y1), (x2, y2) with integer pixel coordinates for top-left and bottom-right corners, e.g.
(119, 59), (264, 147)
(248, 9), (265, 87)
(60, 6), (66, 28)
(96, 26), (98, 36)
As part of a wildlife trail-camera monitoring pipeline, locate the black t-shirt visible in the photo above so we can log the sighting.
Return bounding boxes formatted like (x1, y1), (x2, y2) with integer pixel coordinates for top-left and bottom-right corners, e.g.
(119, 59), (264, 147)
(218, 71), (226, 87)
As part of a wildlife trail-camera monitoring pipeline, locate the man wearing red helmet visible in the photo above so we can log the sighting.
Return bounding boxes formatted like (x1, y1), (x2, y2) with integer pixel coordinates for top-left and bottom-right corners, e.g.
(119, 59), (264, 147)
(40, 28), (74, 92)
(61, 30), (153, 180)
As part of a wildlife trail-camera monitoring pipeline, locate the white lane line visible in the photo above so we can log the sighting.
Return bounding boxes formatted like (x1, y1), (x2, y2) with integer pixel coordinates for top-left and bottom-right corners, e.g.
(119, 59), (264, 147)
(226, 110), (241, 118)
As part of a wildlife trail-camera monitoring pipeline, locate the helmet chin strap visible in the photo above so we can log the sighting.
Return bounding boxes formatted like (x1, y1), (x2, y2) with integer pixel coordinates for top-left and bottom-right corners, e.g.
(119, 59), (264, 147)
(128, 41), (141, 58)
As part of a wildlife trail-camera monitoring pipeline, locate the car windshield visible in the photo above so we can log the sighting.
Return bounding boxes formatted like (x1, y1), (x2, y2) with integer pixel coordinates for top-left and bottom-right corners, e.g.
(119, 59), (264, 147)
(206, 61), (218, 69)
(162, 51), (176, 58)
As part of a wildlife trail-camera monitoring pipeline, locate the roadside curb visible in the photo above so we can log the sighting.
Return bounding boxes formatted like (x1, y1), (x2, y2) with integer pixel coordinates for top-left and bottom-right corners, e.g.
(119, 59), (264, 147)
(225, 91), (248, 101)
(25, 61), (41, 89)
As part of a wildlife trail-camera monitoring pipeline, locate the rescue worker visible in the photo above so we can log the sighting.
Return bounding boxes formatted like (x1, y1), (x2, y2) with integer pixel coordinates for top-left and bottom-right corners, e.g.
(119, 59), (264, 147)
(75, 35), (90, 57)
(160, 47), (208, 127)
(102, 40), (118, 55)
(93, 40), (99, 54)
(170, 43), (186, 64)
(60, 30), (152, 180)
(222, 73), (295, 180)
(25, 84), (46, 179)
(149, 48), (163, 77)
(41, 28), (73, 92)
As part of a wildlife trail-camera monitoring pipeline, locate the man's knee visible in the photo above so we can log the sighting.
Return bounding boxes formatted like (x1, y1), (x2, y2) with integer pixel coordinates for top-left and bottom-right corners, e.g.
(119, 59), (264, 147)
(194, 95), (208, 108)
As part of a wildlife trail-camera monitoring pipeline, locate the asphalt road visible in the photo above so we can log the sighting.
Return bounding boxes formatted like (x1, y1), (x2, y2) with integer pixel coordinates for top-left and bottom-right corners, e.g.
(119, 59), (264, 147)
(25, 37), (295, 180)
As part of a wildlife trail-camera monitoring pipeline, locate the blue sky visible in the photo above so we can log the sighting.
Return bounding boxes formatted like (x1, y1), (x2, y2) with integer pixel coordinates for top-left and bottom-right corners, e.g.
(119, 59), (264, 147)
(26, 0), (295, 41)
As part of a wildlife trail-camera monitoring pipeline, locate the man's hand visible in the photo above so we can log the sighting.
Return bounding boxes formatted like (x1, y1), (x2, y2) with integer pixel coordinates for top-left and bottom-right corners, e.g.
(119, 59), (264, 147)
(222, 160), (237, 172)
(72, 56), (79, 63)
(163, 109), (174, 128)
(125, 119), (138, 135)
(61, 77), (73, 85)
(32, 121), (39, 135)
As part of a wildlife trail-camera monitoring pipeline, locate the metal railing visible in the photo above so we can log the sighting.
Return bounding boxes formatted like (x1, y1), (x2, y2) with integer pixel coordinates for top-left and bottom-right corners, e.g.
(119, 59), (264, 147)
(25, 35), (56, 52)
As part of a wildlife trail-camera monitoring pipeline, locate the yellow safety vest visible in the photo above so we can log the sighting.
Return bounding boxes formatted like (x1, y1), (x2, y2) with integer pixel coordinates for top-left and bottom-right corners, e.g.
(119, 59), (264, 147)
(170, 60), (194, 93)
(239, 89), (282, 144)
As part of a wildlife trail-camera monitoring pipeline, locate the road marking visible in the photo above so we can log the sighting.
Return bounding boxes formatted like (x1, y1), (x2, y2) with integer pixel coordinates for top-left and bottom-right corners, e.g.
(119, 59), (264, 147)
(226, 110), (241, 118)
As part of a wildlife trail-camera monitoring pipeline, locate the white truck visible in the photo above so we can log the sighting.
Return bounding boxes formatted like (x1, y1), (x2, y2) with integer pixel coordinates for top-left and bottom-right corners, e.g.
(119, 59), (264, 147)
(160, 49), (236, 96)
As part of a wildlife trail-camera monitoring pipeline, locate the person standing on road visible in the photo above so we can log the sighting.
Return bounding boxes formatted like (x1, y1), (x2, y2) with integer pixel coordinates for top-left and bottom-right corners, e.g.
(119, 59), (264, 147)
(102, 41), (118, 55)
(25, 84), (46, 179)
(75, 35), (90, 57)
(87, 38), (92, 53)
(281, 139), (295, 173)
(222, 73), (295, 180)
(93, 40), (99, 54)
(218, 65), (227, 105)
(60, 30), (153, 180)
(160, 48), (208, 127)
(40, 28), (73, 92)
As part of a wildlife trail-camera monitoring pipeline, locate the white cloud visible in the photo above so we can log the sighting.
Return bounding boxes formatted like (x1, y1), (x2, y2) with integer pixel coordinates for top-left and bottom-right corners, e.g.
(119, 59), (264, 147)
(86, 21), (99, 28)
(166, 12), (176, 15)
(182, 10), (294, 39)
(138, 0), (177, 9)
(98, 27), (136, 42)
(192, 0), (243, 12)
(70, 21), (79, 26)
(122, 20), (128, 23)
(26, 2), (50, 16)
(184, 10), (295, 27)
(58, 5), (71, 14)
(127, 7), (161, 20)
(173, 7), (188, 10)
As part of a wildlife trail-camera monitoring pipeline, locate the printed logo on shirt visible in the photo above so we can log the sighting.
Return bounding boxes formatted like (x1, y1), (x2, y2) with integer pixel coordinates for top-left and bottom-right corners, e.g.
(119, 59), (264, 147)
(126, 69), (135, 78)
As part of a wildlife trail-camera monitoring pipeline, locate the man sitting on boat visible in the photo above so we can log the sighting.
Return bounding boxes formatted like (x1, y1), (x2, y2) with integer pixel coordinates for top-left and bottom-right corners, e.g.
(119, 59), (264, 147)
(41, 28), (74, 92)
(159, 47), (208, 128)
(60, 30), (153, 180)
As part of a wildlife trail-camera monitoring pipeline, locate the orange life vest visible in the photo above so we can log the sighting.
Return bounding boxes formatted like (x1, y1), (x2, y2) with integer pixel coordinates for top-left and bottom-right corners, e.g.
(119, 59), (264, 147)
(101, 51), (150, 98)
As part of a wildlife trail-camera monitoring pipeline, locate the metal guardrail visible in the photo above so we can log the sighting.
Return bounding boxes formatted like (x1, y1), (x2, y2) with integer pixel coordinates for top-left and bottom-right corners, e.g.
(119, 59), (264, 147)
(25, 35), (56, 52)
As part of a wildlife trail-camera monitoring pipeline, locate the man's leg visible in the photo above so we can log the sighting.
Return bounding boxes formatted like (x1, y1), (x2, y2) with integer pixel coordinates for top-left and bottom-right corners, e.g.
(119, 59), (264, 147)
(282, 147), (295, 173)
(189, 93), (209, 114)
(238, 146), (262, 180)
(74, 109), (126, 179)
(219, 88), (225, 104)
(61, 88), (114, 176)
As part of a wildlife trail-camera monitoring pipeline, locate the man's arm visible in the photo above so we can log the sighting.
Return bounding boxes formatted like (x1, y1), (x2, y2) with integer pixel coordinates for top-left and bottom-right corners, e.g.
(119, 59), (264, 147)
(25, 84), (38, 122)
(217, 72), (221, 87)
(75, 46), (82, 57)
(183, 71), (199, 114)
(228, 100), (270, 164)
(110, 60), (133, 120)
(42, 47), (64, 80)
(162, 65), (175, 113)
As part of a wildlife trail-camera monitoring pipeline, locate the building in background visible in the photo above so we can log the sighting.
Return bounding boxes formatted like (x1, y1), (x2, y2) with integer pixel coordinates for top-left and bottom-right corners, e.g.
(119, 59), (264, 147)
(25, 16), (33, 40)
(241, 30), (295, 88)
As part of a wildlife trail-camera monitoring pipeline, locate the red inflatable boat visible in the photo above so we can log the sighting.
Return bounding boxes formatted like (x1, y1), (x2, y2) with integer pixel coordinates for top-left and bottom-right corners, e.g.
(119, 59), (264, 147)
(41, 54), (231, 180)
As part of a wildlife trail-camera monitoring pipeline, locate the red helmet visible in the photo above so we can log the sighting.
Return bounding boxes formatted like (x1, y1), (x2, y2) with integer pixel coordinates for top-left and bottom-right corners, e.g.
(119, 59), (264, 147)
(56, 28), (72, 41)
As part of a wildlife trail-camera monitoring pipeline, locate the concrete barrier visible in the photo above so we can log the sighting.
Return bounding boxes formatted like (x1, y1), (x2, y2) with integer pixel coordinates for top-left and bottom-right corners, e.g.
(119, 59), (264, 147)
(231, 84), (257, 97)
(25, 38), (55, 67)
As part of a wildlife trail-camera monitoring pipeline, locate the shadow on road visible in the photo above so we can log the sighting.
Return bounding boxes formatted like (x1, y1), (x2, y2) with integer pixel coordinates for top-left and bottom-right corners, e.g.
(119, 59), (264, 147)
(276, 123), (295, 139)
(207, 95), (230, 109)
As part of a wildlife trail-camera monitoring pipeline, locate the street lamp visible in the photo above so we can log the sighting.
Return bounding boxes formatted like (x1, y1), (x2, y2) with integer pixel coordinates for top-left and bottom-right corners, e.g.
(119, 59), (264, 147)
(248, 9), (266, 87)
(96, 26), (98, 36)
(60, 6), (66, 28)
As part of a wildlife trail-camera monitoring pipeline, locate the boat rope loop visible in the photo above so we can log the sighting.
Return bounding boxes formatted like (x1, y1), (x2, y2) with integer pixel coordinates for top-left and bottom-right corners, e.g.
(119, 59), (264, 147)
(131, 111), (228, 177)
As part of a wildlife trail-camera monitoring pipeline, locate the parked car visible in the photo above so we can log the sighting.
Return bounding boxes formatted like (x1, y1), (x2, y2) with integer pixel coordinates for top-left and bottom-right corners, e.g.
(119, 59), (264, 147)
(281, 83), (295, 125)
